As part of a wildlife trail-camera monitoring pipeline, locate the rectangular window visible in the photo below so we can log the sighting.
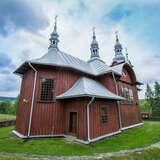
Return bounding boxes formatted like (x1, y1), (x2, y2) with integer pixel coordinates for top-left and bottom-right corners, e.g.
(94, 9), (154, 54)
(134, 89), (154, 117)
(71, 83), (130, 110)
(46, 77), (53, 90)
(129, 89), (134, 100)
(121, 87), (133, 104)
(40, 78), (55, 101)
(100, 105), (108, 124)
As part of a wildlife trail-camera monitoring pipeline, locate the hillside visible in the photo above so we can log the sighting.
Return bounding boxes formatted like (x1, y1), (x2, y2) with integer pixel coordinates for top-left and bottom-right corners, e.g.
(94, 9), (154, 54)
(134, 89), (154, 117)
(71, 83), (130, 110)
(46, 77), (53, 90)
(0, 96), (16, 102)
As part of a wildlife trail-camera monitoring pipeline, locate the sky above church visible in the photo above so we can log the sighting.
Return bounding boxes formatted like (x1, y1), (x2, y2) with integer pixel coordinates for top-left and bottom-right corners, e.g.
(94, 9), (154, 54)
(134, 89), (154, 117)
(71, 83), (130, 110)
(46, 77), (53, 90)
(0, 0), (160, 98)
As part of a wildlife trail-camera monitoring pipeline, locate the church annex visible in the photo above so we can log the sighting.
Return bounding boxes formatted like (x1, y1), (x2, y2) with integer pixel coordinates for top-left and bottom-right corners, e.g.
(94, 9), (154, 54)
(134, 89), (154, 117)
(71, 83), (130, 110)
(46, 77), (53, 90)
(13, 18), (142, 144)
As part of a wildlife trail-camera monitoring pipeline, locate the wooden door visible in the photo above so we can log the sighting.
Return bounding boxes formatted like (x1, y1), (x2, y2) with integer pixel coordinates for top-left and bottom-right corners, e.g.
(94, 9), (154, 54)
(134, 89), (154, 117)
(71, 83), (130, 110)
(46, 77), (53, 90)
(69, 112), (77, 134)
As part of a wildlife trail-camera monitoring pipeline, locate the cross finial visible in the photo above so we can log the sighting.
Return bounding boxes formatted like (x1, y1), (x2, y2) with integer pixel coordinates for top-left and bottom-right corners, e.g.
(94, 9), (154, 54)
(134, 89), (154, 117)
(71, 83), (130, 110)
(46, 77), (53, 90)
(115, 30), (118, 35)
(55, 15), (58, 24)
(54, 15), (58, 29)
(115, 30), (119, 42)
(125, 47), (129, 61)
(92, 27), (96, 37)
(125, 47), (128, 55)
(92, 27), (95, 33)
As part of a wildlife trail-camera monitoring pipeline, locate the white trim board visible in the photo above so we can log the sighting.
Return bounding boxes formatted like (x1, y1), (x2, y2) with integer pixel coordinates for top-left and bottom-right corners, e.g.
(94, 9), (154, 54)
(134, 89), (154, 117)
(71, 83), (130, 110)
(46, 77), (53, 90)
(12, 130), (27, 138)
(90, 130), (121, 142)
(12, 130), (64, 139)
(75, 130), (121, 144)
(13, 129), (121, 144)
(13, 123), (143, 144)
(121, 122), (143, 131)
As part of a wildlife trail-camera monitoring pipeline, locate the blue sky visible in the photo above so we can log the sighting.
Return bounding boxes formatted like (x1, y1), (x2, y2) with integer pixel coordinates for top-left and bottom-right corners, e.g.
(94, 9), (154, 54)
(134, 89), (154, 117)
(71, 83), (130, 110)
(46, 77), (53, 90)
(0, 0), (160, 98)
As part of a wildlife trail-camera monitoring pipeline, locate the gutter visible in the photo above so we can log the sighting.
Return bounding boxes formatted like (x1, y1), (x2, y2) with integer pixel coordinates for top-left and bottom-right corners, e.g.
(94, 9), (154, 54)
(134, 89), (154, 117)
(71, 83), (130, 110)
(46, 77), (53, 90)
(27, 62), (38, 137)
(112, 72), (122, 129)
(86, 97), (95, 142)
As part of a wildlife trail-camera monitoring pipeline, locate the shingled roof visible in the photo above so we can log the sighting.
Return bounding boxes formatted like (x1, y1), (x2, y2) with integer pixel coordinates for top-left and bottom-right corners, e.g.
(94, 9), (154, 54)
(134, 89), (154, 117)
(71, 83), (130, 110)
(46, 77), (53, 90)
(57, 77), (124, 100)
(14, 48), (120, 76)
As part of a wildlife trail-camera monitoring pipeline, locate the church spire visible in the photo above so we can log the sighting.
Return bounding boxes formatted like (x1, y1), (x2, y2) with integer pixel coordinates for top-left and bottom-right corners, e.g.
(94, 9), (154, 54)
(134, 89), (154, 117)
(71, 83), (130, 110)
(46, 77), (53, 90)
(49, 15), (59, 49)
(125, 48), (129, 62)
(125, 47), (133, 67)
(113, 31), (125, 63)
(90, 27), (100, 59)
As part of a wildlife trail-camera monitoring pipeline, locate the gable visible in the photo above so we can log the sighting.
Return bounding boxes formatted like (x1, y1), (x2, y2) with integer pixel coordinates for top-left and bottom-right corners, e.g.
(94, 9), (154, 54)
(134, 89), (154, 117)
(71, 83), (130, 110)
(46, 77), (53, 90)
(120, 64), (136, 84)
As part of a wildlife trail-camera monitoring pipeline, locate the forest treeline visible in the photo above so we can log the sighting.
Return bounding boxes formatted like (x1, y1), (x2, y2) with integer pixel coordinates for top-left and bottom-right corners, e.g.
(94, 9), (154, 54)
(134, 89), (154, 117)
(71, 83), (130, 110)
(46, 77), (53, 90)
(141, 82), (160, 118)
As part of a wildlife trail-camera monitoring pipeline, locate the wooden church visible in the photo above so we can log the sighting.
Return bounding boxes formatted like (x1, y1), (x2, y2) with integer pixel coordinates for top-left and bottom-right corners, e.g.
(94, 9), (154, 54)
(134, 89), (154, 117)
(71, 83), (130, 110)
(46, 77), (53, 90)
(13, 18), (143, 144)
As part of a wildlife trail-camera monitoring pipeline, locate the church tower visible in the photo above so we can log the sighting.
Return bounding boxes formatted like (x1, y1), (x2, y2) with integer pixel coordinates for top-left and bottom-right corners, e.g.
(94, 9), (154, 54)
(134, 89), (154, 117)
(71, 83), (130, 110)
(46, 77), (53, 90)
(48, 15), (59, 49)
(112, 31), (125, 65)
(90, 27), (100, 59)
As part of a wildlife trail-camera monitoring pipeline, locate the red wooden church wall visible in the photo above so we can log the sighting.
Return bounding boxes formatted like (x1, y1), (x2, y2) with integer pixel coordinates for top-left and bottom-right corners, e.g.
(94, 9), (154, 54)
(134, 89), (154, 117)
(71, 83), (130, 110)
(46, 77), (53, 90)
(16, 66), (81, 136)
(118, 66), (142, 127)
(63, 99), (88, 140)
(15, 70), (34, 135)
(15, 63), (141, 139)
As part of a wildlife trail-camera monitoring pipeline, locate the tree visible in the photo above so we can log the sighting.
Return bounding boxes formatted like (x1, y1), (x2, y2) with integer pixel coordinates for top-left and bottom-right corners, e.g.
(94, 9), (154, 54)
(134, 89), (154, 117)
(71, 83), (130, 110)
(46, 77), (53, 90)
(152, 82), (160, 118)
(0, 101), (12, 114)
(145, 83), (153, 114)
(12, 96), (19, 115)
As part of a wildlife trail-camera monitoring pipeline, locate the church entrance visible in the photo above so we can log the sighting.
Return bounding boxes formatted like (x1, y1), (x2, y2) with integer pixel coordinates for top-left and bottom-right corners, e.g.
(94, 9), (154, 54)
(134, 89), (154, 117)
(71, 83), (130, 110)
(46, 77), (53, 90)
(68, 112), (77, 135)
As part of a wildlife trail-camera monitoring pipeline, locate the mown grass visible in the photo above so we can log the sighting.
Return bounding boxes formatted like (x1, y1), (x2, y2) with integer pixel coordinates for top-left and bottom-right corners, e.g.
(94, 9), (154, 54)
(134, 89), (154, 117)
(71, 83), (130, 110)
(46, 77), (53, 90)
(0, 121), (160, 156)
(0, 148), (160, 160)
(91, 148), (160, 160)
(0, 114), (16, 121)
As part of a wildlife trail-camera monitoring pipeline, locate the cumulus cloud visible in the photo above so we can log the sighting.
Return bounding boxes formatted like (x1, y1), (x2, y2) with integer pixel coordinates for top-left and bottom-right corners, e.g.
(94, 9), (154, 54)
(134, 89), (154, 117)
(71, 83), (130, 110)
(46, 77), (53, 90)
(0, 0), (49, 36)
(0, 0), (160, 98)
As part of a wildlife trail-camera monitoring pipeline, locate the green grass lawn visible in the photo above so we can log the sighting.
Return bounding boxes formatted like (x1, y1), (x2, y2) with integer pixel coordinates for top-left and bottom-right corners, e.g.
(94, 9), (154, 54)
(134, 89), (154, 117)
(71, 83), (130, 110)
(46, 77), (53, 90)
(0, 114), (16, 121)
(0, 149), (160, 160)
(90, 148), (160, 160)
(0, 121), (160, 156)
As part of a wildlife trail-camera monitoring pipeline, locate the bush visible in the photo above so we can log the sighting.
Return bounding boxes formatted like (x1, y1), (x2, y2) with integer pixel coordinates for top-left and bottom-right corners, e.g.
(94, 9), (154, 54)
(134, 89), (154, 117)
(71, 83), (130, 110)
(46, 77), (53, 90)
(0, 96), (19, 115)
(0, 102), (13, 114)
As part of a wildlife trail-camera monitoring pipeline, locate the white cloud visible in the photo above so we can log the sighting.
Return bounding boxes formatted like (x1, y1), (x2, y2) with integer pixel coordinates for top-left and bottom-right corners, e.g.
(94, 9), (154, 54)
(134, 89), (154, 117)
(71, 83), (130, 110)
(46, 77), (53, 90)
(0, 0), (160, 99)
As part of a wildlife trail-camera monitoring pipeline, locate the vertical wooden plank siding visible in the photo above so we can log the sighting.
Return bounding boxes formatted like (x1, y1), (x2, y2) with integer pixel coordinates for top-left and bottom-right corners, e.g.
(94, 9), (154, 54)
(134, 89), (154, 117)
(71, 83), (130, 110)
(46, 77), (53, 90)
(90, 100), (120, 139)
(15, 70), (34, 135)
(28, 67), (80, 136)
(63, 99), (88, 140)
(118, 66), (142, 127)
(15, 63), (141, 140)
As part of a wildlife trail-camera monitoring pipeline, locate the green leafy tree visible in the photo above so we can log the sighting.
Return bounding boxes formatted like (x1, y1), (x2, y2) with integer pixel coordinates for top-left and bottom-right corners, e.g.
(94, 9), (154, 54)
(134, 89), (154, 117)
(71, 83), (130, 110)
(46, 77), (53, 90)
(145, 83), (153, 114)
(12, 96), (19, 115)
(152, 82), (160, 118)
(0, 101), (12, 114)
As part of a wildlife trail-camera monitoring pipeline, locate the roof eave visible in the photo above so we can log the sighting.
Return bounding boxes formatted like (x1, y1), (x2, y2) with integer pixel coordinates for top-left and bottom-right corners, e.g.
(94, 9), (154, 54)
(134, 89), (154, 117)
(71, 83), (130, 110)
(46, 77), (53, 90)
(56, 94), (124, 100)
(13, 61), (30, 75)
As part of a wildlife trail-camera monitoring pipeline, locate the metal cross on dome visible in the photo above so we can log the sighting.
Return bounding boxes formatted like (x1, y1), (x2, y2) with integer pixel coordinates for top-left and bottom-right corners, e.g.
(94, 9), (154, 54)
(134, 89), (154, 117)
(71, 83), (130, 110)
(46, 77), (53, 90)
(115, 30), (119, 35)
(115, 30), (119, 42)
(92, 27), (95, 33)
(92, 27), (96, 37)
(55, 15), (58, 24)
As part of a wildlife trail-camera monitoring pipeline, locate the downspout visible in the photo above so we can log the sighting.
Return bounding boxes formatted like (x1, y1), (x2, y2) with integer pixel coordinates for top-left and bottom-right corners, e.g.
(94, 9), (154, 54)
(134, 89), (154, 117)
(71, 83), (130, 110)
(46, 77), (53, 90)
(87, 97), (95, 142)
(112, 72), (122, 129)
(27, 62), (37, 137)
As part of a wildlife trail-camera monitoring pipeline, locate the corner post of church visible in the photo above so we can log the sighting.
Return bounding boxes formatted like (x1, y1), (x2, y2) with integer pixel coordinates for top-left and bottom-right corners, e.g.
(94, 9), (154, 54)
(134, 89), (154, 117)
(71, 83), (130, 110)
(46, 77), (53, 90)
(86, 97), (95, 142)
(27, 62), (38, 137)
(112, 72), (122, 130)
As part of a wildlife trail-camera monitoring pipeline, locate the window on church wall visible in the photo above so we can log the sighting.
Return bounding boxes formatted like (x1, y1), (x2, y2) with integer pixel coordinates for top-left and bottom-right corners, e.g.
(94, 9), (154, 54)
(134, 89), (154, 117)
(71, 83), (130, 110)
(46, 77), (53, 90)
(40, 78), (55, 101)
(118, 82), (122, 96)
(100, 105), (108, 124)
(129, 89), (134, 100)
(120, 86), (134, 104)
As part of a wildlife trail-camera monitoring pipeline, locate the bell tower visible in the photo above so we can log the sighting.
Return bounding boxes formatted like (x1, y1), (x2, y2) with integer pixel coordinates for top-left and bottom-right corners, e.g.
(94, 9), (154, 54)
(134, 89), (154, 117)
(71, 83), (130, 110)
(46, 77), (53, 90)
(48, 15), (59, 49)
(112, 31), (125, 64)
(90, 27), (100, 59)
